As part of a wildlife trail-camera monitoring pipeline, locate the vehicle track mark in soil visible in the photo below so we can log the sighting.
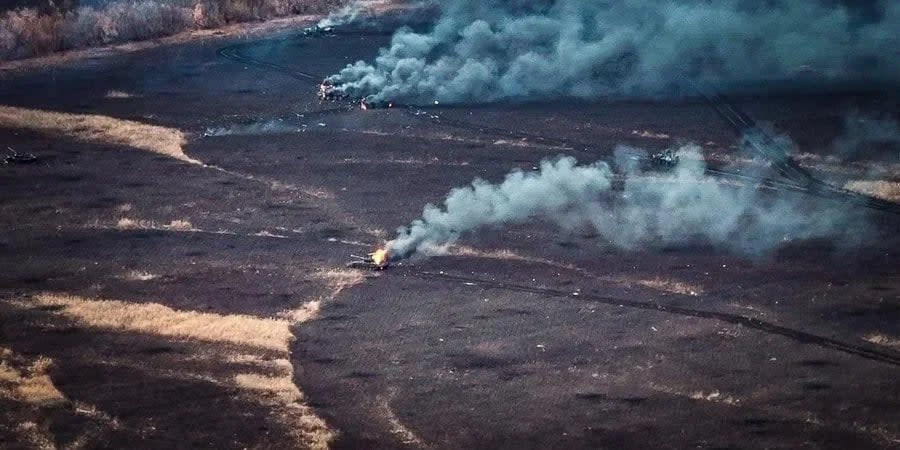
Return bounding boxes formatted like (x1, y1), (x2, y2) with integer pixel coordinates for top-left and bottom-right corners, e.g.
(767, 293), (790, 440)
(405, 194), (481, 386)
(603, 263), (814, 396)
(217, 39), (319, 82)
(406, 271), (900, 367)
(377, 390), (428, 448)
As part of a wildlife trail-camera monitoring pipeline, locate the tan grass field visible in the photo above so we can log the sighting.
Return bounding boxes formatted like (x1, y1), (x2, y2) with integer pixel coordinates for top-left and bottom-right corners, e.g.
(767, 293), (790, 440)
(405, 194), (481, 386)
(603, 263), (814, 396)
(27, 294), (293, 351)
(9, 293), (336, 448)
(0, 105), (197, 164)
(0, 347), (65, 407)
(844, 180), (900, 203)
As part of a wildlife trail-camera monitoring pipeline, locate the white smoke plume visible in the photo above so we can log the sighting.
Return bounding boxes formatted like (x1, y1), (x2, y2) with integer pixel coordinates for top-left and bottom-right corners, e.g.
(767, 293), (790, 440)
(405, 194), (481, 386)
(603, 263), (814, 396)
(316, 0), (367, 28)
(387, 143), (870, 259)
(832, 113), (900, 158)
(327, 0), (900, 103)
(316, 0), (378, 28)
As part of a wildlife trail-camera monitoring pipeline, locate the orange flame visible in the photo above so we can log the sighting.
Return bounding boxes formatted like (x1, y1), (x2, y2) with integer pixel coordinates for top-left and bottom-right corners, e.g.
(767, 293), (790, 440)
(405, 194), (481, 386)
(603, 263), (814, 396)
(370, 248), (390, 268)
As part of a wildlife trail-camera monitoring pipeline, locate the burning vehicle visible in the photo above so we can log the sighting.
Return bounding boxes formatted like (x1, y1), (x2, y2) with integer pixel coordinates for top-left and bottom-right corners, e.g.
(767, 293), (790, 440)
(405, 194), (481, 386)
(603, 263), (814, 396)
(318, 79), (345, 101)
(360, 97), (394, 110)
(318, 80), (394, 110)
(346, 248), (390, 270)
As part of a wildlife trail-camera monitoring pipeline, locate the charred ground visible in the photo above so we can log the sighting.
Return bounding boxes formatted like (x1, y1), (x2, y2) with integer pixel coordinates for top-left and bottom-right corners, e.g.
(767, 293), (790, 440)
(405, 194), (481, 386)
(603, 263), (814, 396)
(0, 22), (898, 449)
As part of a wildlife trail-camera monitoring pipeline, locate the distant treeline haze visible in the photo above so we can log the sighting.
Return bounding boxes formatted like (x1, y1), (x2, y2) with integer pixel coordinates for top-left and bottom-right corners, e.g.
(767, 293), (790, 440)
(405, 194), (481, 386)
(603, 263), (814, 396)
(0, 0), (347, 60)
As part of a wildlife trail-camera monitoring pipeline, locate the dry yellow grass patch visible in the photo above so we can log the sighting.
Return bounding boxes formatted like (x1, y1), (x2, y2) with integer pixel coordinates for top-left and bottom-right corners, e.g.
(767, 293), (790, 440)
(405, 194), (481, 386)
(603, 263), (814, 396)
(0, 347), (65, 406)
(844, 180), (900, 203)
(863, 333), (900, 350)
(29, 294), (292, 352)
(632, 277), (702, 296)
(315, 268), (366, 298)
(120, 270), (158, 281)
(280, 301), (322, 324)
(227, 352), (335, 447)
(14, 421), (56, 450)
(377, 393), (427, 447)
(115, 217), (144, 230)
(235, 373), (301, 403)
(166, 219), (194, 231)
(280, 269), (366, 324)
(16, 293), (335, 448)
(115, 218), (195, 232)
(104, 90), (134, 99)
(0, 105), (198, 164)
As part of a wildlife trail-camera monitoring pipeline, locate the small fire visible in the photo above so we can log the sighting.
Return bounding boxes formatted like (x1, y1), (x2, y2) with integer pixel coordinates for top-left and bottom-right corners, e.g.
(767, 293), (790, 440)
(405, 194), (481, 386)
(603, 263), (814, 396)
(370, 248), (390, 268)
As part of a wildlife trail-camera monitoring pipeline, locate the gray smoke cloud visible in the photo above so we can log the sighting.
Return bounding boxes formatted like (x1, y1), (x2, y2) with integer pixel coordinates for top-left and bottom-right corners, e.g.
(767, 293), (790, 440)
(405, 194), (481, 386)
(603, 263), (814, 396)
(327, 0), (900, 103)
(316, 0), (376, 28)
(387, 142), (870, 259)
(832, 113), (900, 158)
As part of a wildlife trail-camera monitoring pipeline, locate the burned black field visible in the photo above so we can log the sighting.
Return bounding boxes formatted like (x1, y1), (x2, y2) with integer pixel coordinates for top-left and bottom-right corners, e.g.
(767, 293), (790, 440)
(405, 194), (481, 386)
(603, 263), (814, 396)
(0, 22), (898, 449)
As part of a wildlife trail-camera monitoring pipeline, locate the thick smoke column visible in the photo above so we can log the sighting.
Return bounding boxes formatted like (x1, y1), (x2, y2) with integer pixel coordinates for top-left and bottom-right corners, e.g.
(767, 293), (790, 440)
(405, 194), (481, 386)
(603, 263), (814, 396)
(327, 0), (900, 103)
(387, 143), (869, 258)
(388, 157), (613, 257)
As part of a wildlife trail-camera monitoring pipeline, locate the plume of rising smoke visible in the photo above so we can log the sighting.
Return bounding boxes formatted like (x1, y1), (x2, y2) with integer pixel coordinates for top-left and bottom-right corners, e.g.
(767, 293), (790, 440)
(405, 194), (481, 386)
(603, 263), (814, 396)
(832, 113), (900, 158)
(327, 0), (900, 103)
(316, 0), (375, 28)
(387, 143), (869, 259)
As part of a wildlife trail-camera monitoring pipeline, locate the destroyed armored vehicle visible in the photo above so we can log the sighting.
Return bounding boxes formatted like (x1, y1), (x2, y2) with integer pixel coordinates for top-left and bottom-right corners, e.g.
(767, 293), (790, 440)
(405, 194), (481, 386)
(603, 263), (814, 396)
(345, 250), (390, 270)
(318, 80), (345, 101)
(303, 25), (335, 37)
(3, 147), (37, 165)
(360, 98), (394, 110)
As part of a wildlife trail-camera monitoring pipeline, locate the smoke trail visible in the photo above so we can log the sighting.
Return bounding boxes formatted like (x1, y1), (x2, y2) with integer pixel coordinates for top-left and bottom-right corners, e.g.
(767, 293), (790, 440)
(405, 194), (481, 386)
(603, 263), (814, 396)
(327, 0), (900, 103)
(388, 156), (613, 257)
(387, 143), (870, 259)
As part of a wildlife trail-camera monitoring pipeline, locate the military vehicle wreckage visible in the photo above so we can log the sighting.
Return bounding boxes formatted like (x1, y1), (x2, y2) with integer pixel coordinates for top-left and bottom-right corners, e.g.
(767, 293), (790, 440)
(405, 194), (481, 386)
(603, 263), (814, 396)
(319, 80), (394, 109)
(303, 24), (335, 37)
(346, 249), (390, 270)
